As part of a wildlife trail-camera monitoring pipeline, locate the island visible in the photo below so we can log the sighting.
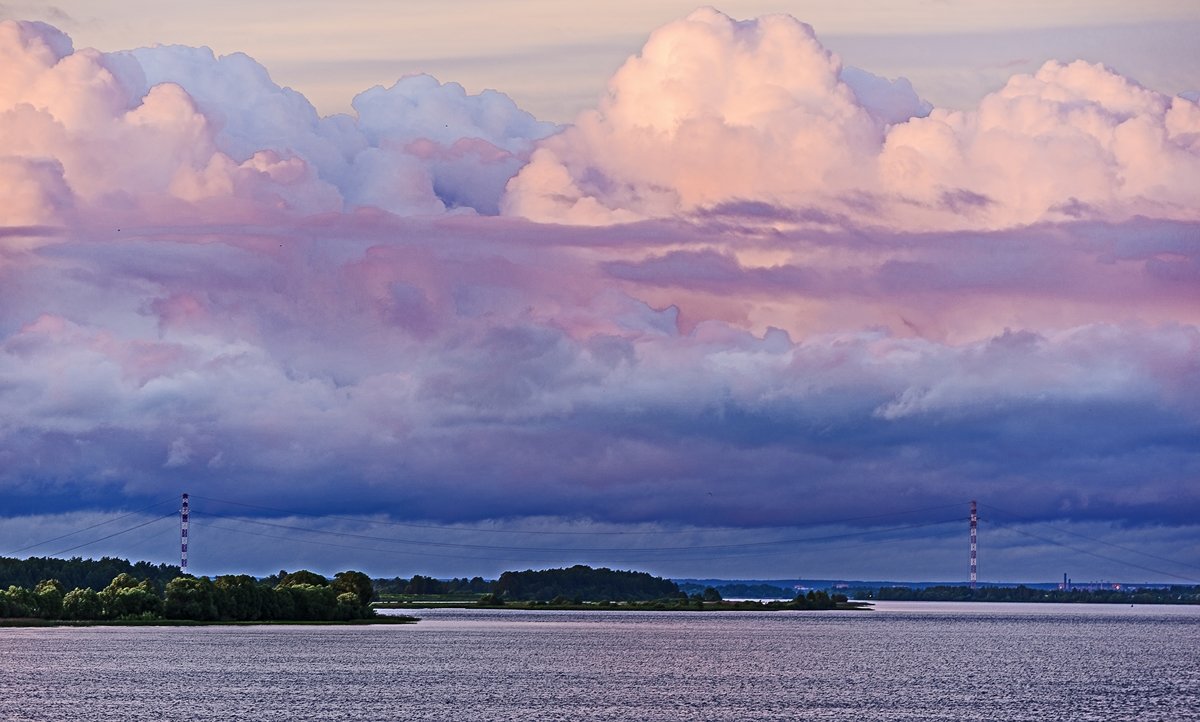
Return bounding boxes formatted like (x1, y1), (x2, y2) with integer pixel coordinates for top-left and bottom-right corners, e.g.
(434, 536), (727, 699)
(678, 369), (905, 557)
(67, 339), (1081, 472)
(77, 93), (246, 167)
(0, 556), (414, 625)
(374, 564), (867, 611)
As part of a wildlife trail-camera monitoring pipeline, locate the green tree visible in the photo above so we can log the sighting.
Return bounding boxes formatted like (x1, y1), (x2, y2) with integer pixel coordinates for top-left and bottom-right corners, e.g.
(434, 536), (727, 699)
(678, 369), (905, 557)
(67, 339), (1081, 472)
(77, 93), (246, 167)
(61, 588), (103, 620)
(34, 579), (65, 619)
(1, 585), (36, 617)
(279, 583), (338, 621)
(164, 576), (218, 620)
(702, 586), (722, 602)
(101, 573), (140, 593)
(335, 592), (364, 620)
(100, 574), (162, 619)
(277, 570), (328, 587)
(214, 575), (266, 621)
(332, 570), (374, 607)
(404, 574), (446, 595)
(262, 585), (296, 620)
(107, 586), (162, 619)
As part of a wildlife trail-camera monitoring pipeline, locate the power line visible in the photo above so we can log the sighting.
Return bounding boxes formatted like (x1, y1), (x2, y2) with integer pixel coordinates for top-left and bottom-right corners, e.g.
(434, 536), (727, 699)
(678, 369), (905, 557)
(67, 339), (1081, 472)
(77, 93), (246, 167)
(191, 516), (961, 565)
(4, 496), (179, 556)
(193, 510), (962, 557)
(189, 493), (966, 537)
(123, 517), (183, 558)
(979, 502), (1200, 574)
(15, 491), (1195, 586)
(986, 520), (1200, 584)
(192, 519), (413, 557)
(48, 512), (179, 557)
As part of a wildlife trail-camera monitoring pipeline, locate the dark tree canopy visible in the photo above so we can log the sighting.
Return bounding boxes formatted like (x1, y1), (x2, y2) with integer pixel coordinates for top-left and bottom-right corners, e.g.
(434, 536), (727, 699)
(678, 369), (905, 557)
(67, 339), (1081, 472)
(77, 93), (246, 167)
(679, 582), (793, 599)
(373, 575), (492, 596)
(276, 570), (329, 588)
(332, 571), (374, 606)
(494, 565), (680, 602)
(0, 567), (378, 622)
(0, 556), (180, 592)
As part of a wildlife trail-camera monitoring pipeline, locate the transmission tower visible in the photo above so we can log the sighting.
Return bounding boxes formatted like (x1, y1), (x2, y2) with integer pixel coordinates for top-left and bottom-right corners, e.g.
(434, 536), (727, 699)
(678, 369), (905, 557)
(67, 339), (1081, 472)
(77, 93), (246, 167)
(181, 493), (190, 575)
(969, 500), (977, 589)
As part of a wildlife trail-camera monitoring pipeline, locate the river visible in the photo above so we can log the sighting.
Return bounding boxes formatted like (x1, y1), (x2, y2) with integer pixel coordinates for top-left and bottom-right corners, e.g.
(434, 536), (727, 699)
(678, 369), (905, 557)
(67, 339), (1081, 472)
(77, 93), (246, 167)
(1, 602), (1196, 720)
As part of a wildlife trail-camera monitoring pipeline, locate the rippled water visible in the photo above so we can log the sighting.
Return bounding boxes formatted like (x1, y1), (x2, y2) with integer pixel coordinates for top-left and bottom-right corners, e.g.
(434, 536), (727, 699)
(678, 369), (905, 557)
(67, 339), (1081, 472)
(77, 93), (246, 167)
(1, 603), (1197, 721)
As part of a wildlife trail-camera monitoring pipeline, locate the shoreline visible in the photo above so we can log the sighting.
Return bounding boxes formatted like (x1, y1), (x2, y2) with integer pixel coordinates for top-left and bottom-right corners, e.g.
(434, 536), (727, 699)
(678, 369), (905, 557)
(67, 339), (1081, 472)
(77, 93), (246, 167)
(374, 600), (872, 612)
(0, 616), (419, 628)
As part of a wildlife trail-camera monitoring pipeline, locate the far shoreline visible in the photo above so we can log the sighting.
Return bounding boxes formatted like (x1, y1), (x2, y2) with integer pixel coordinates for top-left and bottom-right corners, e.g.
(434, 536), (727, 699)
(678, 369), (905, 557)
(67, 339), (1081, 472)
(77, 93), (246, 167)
(374, 600), (872, 612)
(0, 616), (419, 628)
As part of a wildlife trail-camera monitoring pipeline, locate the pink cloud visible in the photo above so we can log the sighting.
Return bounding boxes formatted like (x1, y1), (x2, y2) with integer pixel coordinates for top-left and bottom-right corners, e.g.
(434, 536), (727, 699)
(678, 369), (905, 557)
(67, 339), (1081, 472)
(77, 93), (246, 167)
(0, 20), (558, 235)
(502, 9), (1200, 231)
(880, 61), (1200, 228)
(0, 12), (1196, 548)
(502, 8), (889, 224)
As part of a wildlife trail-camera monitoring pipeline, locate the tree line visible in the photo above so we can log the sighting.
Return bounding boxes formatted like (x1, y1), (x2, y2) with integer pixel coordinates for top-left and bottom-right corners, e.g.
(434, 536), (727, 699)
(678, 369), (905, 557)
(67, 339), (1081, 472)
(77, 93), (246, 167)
(678, 582), (794, 599)
(0, 569), (375, 622)
(1, 556), (866, 616)
(0, 556), (180, 592)
(865, 585), (1200, 604)
(374, 574), (492, 596)
(494, 565), (682, 602)
(470, 587), (851, 610)
(374, 567), (849, 607)
(375, 566), (686, 602)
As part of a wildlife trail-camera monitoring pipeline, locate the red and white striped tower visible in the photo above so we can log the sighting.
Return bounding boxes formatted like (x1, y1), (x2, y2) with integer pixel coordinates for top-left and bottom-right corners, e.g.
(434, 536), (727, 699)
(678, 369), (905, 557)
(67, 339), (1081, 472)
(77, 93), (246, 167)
(180, 493), (190, 575)
(969, 500), (978, 589)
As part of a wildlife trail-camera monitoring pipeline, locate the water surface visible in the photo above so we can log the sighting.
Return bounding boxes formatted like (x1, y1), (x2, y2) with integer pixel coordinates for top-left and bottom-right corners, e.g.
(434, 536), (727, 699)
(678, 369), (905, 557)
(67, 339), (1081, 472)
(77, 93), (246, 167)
(1, 603), (1196, 720)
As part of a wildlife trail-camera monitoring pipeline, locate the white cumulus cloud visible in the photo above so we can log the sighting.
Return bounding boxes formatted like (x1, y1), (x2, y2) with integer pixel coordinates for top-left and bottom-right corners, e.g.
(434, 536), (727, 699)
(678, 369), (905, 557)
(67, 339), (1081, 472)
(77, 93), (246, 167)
(0, 19), (558, 233)
(502, 8), (1200, 231)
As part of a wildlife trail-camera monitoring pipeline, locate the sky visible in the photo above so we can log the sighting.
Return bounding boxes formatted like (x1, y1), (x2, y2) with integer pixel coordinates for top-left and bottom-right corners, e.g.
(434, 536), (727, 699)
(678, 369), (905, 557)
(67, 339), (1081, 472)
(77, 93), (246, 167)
(0, 2), (1198, 584)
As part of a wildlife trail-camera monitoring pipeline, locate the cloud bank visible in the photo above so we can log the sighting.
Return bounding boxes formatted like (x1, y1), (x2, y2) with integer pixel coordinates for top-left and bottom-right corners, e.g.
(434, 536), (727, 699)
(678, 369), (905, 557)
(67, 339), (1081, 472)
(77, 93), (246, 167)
(0, 13), (1197, 579)
(503, 8), (1200, 230)
(0, 20), (556, 227)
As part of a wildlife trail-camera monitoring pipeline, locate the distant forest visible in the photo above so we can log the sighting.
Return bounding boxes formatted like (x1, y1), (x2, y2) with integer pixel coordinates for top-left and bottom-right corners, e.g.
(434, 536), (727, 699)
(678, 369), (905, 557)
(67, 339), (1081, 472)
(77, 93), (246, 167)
(2, 558), (687, 607)
(495, 565), (681, 602)
(376, 565), (685, 602)
(13, 557), (1194, 612)
(868, 585), (1200, 605)
(0, 556), (180, 592)
(678, 582), (794, 599)
(0, 559), (376, 622)
(374, 574), (492, 596)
